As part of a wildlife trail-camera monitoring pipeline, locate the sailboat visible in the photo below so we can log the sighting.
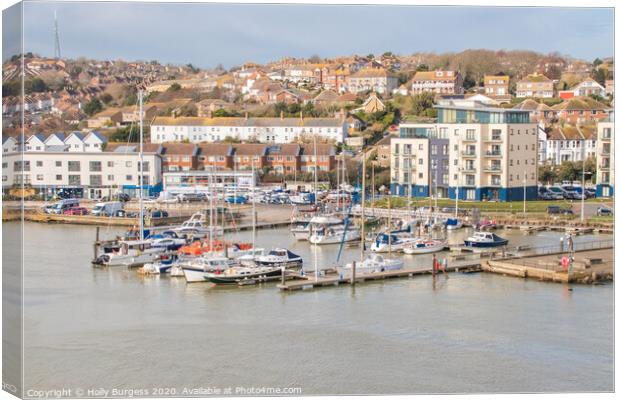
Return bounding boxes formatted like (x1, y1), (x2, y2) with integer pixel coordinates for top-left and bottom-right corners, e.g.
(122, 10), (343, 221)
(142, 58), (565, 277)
(341, 155), (403, 275)
(446, 168), (463, 230)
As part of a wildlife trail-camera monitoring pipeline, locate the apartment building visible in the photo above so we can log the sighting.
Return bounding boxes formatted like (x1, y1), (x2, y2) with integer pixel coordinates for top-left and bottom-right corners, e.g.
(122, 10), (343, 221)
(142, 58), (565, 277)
(150, 115), (348, 144)
(516, 73), (554, 98)
(596, 112), (614, 198)
(390, 125), (450, 198)
(347, 68), (399, 95)
(2, 145), (162, 199)
(391, 101), (538, 201)
(410, 70), (464, 95)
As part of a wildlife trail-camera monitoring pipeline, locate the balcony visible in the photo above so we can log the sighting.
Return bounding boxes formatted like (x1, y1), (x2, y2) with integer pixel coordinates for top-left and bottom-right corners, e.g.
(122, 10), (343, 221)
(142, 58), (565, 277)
(462, 136), (477, 142)
(483, 165), (502, 172)
(601, 149), (611, 155)
(484, 136), (503, 142)
(488, 181), (502, 187)
(462, 166), (476, 173)
(599, 164), (610, 171)
(485, 151), (502, 157)
(461, 151), (476, 158)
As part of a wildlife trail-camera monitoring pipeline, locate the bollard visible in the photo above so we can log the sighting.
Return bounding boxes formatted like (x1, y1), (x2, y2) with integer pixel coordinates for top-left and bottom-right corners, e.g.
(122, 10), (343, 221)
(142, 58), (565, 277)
(351, 261), (356, 286)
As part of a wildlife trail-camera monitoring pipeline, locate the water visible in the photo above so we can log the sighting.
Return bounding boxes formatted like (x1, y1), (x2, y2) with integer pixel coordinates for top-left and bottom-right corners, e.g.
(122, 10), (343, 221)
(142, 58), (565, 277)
(9, 222), (613, 395)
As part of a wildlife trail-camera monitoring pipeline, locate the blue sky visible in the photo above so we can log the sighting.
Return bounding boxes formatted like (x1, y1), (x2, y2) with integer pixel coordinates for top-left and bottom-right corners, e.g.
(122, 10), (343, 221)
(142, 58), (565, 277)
(5, 2), (614, 67)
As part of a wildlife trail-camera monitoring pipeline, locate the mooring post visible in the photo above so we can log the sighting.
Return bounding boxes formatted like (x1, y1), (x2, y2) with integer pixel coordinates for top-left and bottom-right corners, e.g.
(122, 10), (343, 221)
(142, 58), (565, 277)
(432, 253), (437, 277)
(281, 265), (286, 285)
(351, 261), (356, 286)
(93, 226), (100, 259)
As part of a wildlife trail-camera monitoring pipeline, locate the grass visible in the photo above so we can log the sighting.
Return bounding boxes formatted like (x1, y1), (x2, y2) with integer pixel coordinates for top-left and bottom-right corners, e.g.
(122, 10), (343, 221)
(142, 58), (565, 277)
(368, 196), (607, 213)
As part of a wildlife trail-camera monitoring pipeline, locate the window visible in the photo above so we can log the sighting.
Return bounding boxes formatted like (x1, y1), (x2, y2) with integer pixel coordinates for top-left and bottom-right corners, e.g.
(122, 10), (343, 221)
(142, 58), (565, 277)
(36, 161), (43, 167)
(418, 173), (423, 179)
(36, 174), (43, 180)
(126, 175), (133, 181)
(68, 175), (81, 185)
(107, 175), (114, 181)
(89, 161), (102, 172)
(126, 161), (132, 167)
(418, 158), (423, 165)
(418, 144), (424, 150)
(68, 161), (80, 172)
(1, 162), (6, 168)
(431, 145), (437, 155)
(90, 175), (102, 186)
(56, 175), (62, 181)
(107, 161), (114, 167)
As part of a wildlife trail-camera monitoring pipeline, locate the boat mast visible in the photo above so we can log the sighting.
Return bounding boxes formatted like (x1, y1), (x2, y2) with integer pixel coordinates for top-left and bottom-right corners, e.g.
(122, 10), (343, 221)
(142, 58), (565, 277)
(138, 88), (144, 241)
(388, 195), (392, 257)
(455, 167), (459, 218)
(251, 160), (256, 250)
(313, 131), (318, 207)
(360, 155), (366, 261)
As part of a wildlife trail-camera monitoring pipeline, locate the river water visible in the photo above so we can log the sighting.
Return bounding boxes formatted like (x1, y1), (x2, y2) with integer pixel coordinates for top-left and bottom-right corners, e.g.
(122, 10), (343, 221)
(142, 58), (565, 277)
(8, 222), (613, 395)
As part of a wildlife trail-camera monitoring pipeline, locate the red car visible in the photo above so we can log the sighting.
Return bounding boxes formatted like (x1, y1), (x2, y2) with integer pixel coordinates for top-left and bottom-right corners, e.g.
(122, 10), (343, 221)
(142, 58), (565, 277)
(63, 207), (89, 216)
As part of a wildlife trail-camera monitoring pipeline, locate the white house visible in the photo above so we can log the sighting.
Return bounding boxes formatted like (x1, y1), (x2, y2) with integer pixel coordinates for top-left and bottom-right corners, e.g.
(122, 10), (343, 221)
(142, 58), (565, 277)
(64, 132), (86, 152)
(2, 136), (19, 154)
(83, 131), (107, 152)
(25, 134), (47, 152)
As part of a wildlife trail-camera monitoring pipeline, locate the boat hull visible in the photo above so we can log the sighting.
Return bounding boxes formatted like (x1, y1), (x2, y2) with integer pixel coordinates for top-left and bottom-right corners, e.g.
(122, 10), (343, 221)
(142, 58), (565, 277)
(463, 239), (508, 248)
(204, 268), (282, 284)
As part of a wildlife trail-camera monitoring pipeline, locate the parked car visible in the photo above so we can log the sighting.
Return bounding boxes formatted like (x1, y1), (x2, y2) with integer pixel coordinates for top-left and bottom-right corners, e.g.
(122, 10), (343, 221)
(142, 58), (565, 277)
(92, 202), (124, 217)
(151, 210), (169, 218)
(547, 205), (574, 215)
(63, 207), (89, 216)
(597, 206), (613, 216)
(46, 199), (80, 214)
(101, 193), (130, 203)
(178, 192), (207, 202)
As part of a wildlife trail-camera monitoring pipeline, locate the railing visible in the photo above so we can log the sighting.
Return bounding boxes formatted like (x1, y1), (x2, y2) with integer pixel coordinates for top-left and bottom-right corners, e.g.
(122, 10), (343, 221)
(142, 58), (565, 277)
(492, 239), (614, 268)
(483, 166), (502, 172)
(485, 136), (502, 142)
(461, 151), (476, 157)
(485, 151), (502, 157)
(462, 136), (477, 142)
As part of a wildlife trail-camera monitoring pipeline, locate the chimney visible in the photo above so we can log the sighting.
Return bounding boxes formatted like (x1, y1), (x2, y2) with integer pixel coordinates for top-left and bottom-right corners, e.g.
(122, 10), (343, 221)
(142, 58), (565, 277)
(280, 110), (284, 120)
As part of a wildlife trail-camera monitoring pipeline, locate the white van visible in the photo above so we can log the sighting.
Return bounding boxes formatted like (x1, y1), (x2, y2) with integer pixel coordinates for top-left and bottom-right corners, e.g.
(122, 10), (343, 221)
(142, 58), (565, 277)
(47, 199), (80, 214)
(91, 202), (124, 217)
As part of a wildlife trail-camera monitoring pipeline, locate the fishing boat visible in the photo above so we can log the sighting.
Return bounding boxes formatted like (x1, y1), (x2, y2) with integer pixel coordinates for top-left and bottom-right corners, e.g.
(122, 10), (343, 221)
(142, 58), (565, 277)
(203, 266), (283, 285)
(403, 238), (447, 255)
(338, 254), (404, 276)
(254, 248), (303, 268)
(463, 232), (508, 248)
(370, 230), (417, 253)
(181, 256), (234, 283)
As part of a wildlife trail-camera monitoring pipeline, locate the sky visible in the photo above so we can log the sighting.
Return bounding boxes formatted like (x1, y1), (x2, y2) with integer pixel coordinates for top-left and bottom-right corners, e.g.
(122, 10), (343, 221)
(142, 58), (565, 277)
(3, 2), (614, 67)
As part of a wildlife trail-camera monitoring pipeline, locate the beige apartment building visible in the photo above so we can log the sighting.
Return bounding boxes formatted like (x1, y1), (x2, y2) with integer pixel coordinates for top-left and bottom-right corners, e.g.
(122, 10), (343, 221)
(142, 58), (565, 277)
(516, 73), (554, 98)
(596, 112), (614, 197)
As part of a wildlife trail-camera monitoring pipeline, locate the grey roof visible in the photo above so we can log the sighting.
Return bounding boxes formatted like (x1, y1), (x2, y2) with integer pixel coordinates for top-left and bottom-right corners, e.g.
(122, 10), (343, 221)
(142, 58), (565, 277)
(88, 131), (108, 142)
(29, 133), (46, 142)
(46, 145), (69, 152)
(112, 145), (137, 153)
(68, 131), (85, 141)
(48, 132), (66, 141)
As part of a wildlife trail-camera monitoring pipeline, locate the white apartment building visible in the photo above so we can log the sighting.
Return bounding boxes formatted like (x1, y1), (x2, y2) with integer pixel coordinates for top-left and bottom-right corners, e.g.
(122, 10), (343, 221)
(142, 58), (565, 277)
(596, 113), (614, 197)
(150, 116), (348, 144)
(410, 70), (464, 95)
(2, 147), (162, 199)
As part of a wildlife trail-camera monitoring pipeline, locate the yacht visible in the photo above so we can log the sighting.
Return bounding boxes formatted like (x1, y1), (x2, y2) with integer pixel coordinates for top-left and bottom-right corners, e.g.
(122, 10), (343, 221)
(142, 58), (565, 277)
(181, 256), (234, 283)
(403, 238), (447, 255)
(254, 248), (303, 269)
(308, 224), (361, 245)
(93, 240), (166, 267)
(445, 218), (463, 230)
(338, 254), (404, 276)
(370, 230), (417, 253)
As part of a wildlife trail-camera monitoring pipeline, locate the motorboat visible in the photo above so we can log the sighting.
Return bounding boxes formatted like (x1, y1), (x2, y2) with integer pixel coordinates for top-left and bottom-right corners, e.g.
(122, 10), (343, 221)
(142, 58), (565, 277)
(291, 221), (312, 241)
(289, 192), (315, 205)
(203, 266), (283, 285)
(403, 238), (447, 255)
(338, 254), (404, 276)
(463, 232), (508, 248)
(254, 248), (303, 269)
(370, 230), (417, 253)
(92, 240), (166, 267)
(181, 256), (234, 283)
(149, 231), (187, 251)
(445, 218), (463, 230)
(141, 254), (178, 274)
(308, 224), (361, 245)
(172, 212), (222, 238)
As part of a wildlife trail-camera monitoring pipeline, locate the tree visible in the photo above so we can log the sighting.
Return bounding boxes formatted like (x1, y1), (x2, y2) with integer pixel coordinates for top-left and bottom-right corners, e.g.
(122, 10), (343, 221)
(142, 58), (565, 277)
(410, 92), (435, 116)
(546, 65), (562, 80)
(593, 58), (603, 67)
(538, 163), (556, 185)
(308, 54), (321, 63)
(212, 109), (232, 117)
(83, 98), (103, 116)
(463, 74), (477, 90)
(27, 78), (48, 93)
(415, 64), (429, 72)
(557, 161), (579, 182)
(99, 93), (113, 104)
(592, 68), (608, 86)
(168, 83), (182, 92)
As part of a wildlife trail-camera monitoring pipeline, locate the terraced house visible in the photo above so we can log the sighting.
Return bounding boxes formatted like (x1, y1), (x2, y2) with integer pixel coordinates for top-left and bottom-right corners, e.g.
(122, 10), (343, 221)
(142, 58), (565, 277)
(347, 68), (398, 95)
(539, 123), (597, 165)
(410, 70), (464, 95)
(150, 114), (348, 144)
(390, 101), (538, 201)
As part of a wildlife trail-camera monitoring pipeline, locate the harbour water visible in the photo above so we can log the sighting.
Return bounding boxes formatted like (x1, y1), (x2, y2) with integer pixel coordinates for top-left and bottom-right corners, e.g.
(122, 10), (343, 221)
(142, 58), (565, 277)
(10, 222), (613, 394)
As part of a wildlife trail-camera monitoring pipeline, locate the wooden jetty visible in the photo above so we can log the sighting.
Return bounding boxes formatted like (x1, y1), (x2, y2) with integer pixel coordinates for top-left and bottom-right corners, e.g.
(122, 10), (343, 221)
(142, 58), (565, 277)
(277, 263), (482, 291)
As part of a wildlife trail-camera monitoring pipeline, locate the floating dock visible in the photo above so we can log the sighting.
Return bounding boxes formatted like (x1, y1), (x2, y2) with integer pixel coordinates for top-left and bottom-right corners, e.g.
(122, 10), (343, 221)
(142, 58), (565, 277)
(277, 263), (482, 291)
